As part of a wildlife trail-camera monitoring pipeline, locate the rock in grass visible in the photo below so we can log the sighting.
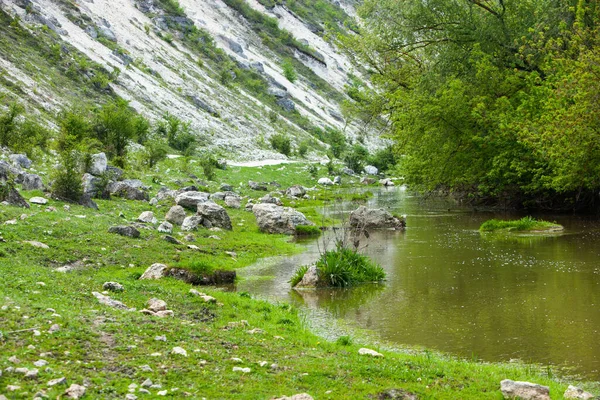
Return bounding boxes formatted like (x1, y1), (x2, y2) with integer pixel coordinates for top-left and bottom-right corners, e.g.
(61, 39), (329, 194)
(164, 235), (182, 245)
(358, 348), (383, 357)
(294, 265), (319, 288)
(138, 211), (157, 224)
(109, 181), (149, 201)
(165, 205), (187, 225)
(147, 298), (167, 312)
(171, 347), (187, 357)
(24, 241), (49, 249)
(376, 389), (417, 399)
(48, 377), (67, 386)
(87, 152), (107, 176)
(248, 181), (268, 191)
(21, 174), (44, 191)
(10, 153), (32, 169)
(500, 379), (550, 400)
(108, 225), (140, 238)
(224, 195), (241, 209)
(252, 203), (313, 235)
(157, 221), (173, 233)
(364, 165), (378, 175)
(285, 185), (306, 198)
(103, 282), (124, 292)
(29, 196), (48, 205)
(197, 201), (232, 230)
(232, 367), (251, 373)
(140, 263), (168, 279)
(564, 385), (595, 400)
(273, 395), (314, 400)
(92, 292), (134, 311)
(175, 191), (210, 210)
(317, 177), (333, 186)
(64, 384), (86, 399)
(181, 216), (203, 231)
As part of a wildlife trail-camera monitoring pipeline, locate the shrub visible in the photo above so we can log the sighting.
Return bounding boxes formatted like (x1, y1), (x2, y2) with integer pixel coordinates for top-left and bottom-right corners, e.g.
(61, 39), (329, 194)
(269, 133), (291, 156)
(289, 265), (309, 287)
(281, 58), (297, 83)
(57, 109), (93, 152)
(0, 103), (50, 156)
(297, 140), (309, 157)
(200, 156), (217, 181)
(295, 225), (321, 236)
(479, 217), (562, 232)
(336, 335), (353, 346)
(156, 113), (197, 155)
(314, 242), (385, 287)
(344, 144), (369, 173)
(52, 150), (83, 202)
(369, 146), (396, 173)
(307, 164), (318, 178)
(0, 103), (23, 148)
(144, 138), (169, 168)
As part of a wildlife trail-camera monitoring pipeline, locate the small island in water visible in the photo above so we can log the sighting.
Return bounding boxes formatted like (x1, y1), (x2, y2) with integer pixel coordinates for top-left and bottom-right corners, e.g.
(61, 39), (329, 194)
(480, 216), (564, 233)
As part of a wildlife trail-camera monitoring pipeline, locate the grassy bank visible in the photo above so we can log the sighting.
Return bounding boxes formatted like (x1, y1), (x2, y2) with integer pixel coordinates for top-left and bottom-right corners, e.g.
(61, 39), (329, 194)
(480, 216), (564, 233)
(0, 162), (589, 399)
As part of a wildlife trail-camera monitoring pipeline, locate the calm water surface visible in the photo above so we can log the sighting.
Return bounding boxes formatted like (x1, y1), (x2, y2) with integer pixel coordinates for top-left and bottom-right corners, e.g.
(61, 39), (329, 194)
(238, 188), (600, 379)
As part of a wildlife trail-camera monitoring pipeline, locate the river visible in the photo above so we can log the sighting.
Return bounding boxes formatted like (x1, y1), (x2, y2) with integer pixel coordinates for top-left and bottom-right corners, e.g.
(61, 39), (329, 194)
(237, 187), (600, 380)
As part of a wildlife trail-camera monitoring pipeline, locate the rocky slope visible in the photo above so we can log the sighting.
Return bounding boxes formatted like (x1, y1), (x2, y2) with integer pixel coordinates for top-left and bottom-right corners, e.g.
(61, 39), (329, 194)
(0, 0), (376, 160)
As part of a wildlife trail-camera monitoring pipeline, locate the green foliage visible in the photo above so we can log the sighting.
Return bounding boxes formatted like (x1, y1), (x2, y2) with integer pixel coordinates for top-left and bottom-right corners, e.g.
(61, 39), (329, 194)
(311, 127), (346, 158)
(156, 113), (197, 155)
(289, 264), (309, 287)
(281, 58), (297, 83)
(297, 140), (309, 157)
(269, 133), (292, 156)
(344, 144), (369, 173)
(294, 225), (321, 237)
(345, 0), (600, 209)
(57, 108), (93, 152)
(0, 103), (50, 156)
(336, 335), (353, 346)
(200, 156), (217, 181)
(368, 146), (396, 173)
(480, 217), (561, 233)
(144, 137), (169, 168)
(52, 150), (83, 202)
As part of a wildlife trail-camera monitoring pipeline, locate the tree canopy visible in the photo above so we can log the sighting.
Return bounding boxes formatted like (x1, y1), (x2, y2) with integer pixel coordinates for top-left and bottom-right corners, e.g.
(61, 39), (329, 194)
(343, 0), (600, 210)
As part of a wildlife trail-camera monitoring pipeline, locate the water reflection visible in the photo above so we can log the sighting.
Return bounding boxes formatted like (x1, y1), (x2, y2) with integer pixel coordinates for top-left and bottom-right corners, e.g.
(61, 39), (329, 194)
(238, 188), (600, 379)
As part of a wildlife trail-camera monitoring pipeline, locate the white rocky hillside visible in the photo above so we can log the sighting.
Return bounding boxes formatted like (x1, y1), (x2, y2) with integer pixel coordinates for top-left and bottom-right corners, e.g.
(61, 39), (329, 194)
(0, 0), (381, 159)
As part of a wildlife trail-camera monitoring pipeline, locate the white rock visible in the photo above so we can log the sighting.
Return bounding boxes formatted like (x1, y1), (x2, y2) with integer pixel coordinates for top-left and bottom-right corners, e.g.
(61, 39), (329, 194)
(171, 347), (187, 357)
(157, 390), (168, 396)
(233, 367), (251, 373)
(273, 395), (314, 400)
(147, 298), (167, 312)
(29, 196), (48, 205)
(141, 379), (153, 388)
(358, 348), (383, 357)
(24, 241), (49, 249)
(126, 395), (138, 400)
(65, 383), (87, 399)
(138, 211), (157, 224)
(317, 177), (334, 186)
(34, 360), (48, 367)
(364, 165), (378, 175)
(139, 263), (168, 280)
(157, 221), (173, 233)
(88, 152), (108, 176)
(25, 368), (39, 378)
(500, 379), (550, 400)
(48, 377), (67, 386)
(564, 385), (595, 400)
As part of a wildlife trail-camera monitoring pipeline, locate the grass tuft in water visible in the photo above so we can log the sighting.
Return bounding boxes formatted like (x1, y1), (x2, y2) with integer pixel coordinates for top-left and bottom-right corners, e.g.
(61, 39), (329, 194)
(294, 224), (322, 237)
(479, 216), (563, 233)
(315, 242), (385, 287)
(289, 264), (309, 287)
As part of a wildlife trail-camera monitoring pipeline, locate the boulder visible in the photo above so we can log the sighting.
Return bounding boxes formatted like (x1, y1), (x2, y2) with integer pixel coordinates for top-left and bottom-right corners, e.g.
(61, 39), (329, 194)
(500, 380), (550, 400)
(224, 195), (241, 209)
(156, 187), (177, 201)
(175, 191), (210, 210)
(3, 186), (30, 208)
(109, 181), (148, 201)
(181, 216), (203, 231)
(140, 263), (168, 280)
(9, 154), (31, 169)
(79, 194), (98, 210)
(248, 181), (268, 191)
(106, 166), (124, 180)
(82, 173), (102, 197)
(157, 221), (173, 233)
(29, 196), (48, 205)
(197, 201), (232, 230)
(21, 174), (44, 191)
(364, 165), (379, 175)
(64, 384), (86, 399)
(87, 153), (107, 176)
(564, 386), (595, 400)
(342, 167), (355, 176)
(361, 177), (377, 185)
(333, 176), (341, 184)
(260, 193), (282, 206)
(294, 265), (319, 288)
(138, 211), (157, 224)
(210, 191), (226, 201)
(380, 178), (395, 187)
(103, 282), (124, 292)
(318, 177), (334, 186)
(285, 185), (306, 198)
(252, 203), (313, 235)
(349, 206), (405, 230)
(165, 205), (187, 225)
(220, 183), (234, 192)
(108, 225), (140, 238)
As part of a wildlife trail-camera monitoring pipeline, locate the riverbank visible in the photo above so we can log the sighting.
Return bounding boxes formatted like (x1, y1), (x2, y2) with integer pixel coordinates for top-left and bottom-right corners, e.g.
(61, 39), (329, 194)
(0, 160), (595, 398)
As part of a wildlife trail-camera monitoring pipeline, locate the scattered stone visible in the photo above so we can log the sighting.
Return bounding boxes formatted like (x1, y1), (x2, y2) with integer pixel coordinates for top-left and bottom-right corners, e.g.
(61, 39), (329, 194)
(92, 292), (134, 311)
(175, 191), (210, 210)
(47, 377), (67, 386)
(187, 244), (200, 250)
(164, 235), (182, 245)
(358, 348), (383, 357)
(233, 367), (251, 373)
(361, 177), (377, 185)
(248, 181), (268, 191)
(181, 216), (203, 231)
(260, 193), (283, 206)
(140, 365), (153, 372)
(6, 385), (21, 391)
(317, 177), (334, 186)
(247, 328), (264, 334)
(564, 386), (595, 400)
(376, 389), (418, 400)
(29, 196), (48, 205)
(126, 394), (138, 400)
(224, 195), (241, 209)
(220, 183), (233, 191)
(147, 298), (167, 312)
(157, 221), (173, 233)
(294, 265), (319, 288)
(349, 206), (406, 230)
(379, 178), (395, 187)
(21, 173), (44, 191)
(333, 176), (342, 184)
(184, 234), (195, 242)
(364, 165), (379, 175)
(149, 197), (158, 206)
(139, 388), (151, 395)
(197, 201), (232, 230)
(285, 185), (306, 198)
(171, 347), (187, 357)
(157, 390), (168, 396)
(34, 360), (48, 367)
(141, 379), (153, 388)
(342, 167), (355, 176)
(273, 395), (314, 400)
(165, 205), (187, 225)
(252, 203), (314, 235)
(24, 241), (49, 249)
(9, 153), (32, 169)
(138, 211), (157, 224)
(500, 379), (550, 400)
(103, 282), (124, 292)
(140, 263), (168, 279)
(109, 181), (148, 201)
(64, 384), (86, 399)
(155, 335), (167, 342)
(108, 225), (140, 238)
(15, 367), (29, 374)
(88, 153), (107, 176)
(48, 324), (60, 333)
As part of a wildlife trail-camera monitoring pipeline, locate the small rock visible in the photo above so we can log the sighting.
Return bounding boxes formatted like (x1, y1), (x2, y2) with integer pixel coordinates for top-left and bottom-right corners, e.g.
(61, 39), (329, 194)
(233, 367), (251, 373)
(147, 298), (167, 312)
(248, 181), (268, 191)
(108, 225), (140, 238)
(157, 390), (168, 396)
(564, 385), (595, 400)
(64, 383), (86, 399)
(171, 347), (187, 357)
(364, 165), (379, 175)
(140, 263), (168, 279)
(24, 241), (49, 249)
(92, 292), (134, 311)
(358, 348), (383, 357)
(317, 177), (333, 186)
(155, 335), (167, 342)
(157, 221), (173, 233)
(48, 324), (60, 333)
(181, 215), (203, 231)
(15, 367), (29, 374)
(29, 196), (48, 205)
(48, 377), (67, 386)
(333, 176), (342, 184)
(141, 379), (153, 388)
(138, 388), (151, 395)
(140, 365), (153, 372)
(500, 379), (550, 400)
(164, 235), (182, 245)
(34, 360), (48, 367)
(165, 205), (187, 225)
(6, 385), (21, 391)
(273, 395), (314, 400)
(138, 211), (157, 224)
(103, 282), (124, 292)
(126, 395), (138, 400)
(8, 355), (20, 363)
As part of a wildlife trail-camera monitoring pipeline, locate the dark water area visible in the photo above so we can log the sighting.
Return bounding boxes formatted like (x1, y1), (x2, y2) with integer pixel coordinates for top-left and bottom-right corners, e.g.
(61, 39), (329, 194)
(238, 187), (600, 380)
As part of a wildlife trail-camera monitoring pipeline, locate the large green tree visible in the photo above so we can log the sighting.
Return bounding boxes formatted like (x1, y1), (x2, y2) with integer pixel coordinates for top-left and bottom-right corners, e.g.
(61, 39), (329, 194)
(344, 0), (600, 209)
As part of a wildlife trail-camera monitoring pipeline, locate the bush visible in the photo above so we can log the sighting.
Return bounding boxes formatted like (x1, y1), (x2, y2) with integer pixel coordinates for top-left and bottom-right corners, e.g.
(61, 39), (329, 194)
(156, 113), (197, 155)
(0, 103), (50, 156)
(344, 144), (369, 173)
(289, 265), (309, 287)
(369, 146), (396, 173)
(200, 156), (217, 181)
(314, 242), (385, 287)
(57, 109), (94, 152)
(144, 138), (169, 168)
(269, 133), (291, 156)
(52, 150), (83, 202)
(281, 58), (297, 83)
(295, 225), (321, 236)
(297, 140), (309, 157)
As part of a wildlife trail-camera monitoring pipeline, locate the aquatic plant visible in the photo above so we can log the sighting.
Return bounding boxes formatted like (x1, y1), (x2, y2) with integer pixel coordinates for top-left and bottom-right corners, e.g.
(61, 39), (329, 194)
(479, 216), (562, 232)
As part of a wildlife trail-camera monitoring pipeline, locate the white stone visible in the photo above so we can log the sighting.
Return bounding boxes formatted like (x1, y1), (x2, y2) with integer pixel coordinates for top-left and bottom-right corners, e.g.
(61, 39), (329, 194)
(171, 347), (187, 357)
(140, 263), (168, 280)
(358, 348), (383, 357)
(48, 377), (67, 386)
(317, 177), (333, 186)
(564, 385), (595, 400)
(233, 367), (251, 373)
(138, 211), (157, 224)
(65, 384), (87, 399)
(29, 197), (48, 205)
(500, 379), (550, 400)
